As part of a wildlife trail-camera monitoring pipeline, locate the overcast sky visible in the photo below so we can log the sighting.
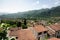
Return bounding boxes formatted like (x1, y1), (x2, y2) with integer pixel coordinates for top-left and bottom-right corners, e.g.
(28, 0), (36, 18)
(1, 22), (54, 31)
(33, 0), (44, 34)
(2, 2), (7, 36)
(0, 0), (60, 13)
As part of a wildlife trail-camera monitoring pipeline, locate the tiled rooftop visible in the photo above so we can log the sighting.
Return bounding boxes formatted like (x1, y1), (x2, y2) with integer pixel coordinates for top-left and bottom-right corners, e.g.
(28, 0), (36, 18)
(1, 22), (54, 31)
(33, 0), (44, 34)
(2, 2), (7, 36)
(49, 23), (60, 31)
(33, 25), (48, 33)
(9, 27), (36, 40)
(9, 27), (21, 37)
(48, 37), (60, 40)
(17, 29), (36, 40)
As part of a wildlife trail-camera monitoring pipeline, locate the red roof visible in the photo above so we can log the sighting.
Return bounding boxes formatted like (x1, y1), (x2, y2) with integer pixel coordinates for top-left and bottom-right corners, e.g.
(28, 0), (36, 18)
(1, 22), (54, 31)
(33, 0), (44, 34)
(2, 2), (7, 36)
(48, 30), (55, 35)
(33, 25), (47, 32)
(49, 23), (60, 31)
(17, 29), (36, 40)
(9, 27), (36, 40)
(48, 38), (60, 40)
(9, 27), (21, 37)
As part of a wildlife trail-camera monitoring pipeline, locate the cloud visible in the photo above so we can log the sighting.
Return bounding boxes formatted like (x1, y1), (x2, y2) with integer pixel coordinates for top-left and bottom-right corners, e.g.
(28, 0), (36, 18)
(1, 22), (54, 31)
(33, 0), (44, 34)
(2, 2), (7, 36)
(42, 5), (49, 8)
(54, 0), (60, 5)
(54, 2), (59, 5)
(32, 0), (40, 6)
(36, 1), (39, 4)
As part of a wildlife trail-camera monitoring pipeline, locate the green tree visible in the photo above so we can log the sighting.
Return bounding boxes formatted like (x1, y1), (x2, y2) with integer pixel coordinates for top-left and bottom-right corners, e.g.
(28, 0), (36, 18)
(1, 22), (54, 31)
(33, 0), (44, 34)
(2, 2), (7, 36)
(22, 19), (27, 29)
(16, 22), (21, 27)
(0, 30), (7, 40)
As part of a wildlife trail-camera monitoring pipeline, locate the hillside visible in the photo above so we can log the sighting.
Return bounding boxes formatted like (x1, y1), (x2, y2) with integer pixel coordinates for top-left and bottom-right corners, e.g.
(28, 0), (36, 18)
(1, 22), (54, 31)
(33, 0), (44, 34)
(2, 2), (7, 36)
(0, 6), (60, 19)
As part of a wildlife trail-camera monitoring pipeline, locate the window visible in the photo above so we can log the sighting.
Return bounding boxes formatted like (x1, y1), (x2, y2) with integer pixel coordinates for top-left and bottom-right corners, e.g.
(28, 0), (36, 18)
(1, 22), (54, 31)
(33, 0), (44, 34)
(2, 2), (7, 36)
(38, 32), (42, 35)
(16, 37), (18, 39)
(44, 31), (47, 34)
(11, 30), (14, 31)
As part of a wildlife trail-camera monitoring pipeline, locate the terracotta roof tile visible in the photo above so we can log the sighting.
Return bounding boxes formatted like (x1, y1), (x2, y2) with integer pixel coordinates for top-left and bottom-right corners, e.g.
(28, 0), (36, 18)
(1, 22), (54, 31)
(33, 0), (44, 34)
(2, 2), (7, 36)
(9, 27), (21, 31)
(50, 24), (60, 31)
(9, 27), (36, 40)
(33, 25), (47, 32)
(46, 23), (60, 35)
(48, 38), (60, 40)
(9, 27), (21, 37)
(9, 30), (18, 36)
(17, 29), (36, 40)
(48, 30), (55, 35)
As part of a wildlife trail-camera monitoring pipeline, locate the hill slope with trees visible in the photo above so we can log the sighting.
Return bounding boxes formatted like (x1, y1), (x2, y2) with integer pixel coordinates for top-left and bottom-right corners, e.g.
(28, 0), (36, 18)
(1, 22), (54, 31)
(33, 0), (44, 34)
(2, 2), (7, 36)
(0, 6), (60, 19)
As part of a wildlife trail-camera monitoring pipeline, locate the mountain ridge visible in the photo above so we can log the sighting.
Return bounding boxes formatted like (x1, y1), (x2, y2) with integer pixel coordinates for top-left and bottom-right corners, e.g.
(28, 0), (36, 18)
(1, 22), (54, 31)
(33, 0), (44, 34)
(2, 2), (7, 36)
(0, 6), (60, 19)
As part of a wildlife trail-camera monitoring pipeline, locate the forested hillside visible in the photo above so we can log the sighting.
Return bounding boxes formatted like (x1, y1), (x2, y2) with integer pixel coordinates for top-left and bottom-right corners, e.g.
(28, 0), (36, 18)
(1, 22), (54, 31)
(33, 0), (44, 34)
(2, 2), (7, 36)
(0, 6), (60, 19)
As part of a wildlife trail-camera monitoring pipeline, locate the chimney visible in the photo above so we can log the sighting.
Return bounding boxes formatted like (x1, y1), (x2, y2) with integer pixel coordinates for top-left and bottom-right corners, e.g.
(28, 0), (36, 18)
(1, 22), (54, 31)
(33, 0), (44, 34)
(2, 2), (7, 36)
(33, 23), (35, 27)
(33, 24), (35, 27)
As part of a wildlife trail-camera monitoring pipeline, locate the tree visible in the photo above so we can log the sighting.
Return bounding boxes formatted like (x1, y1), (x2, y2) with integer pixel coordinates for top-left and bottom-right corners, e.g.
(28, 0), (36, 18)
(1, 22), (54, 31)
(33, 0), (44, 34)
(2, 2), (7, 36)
(22, 19), (27, 29)
(1, 23), (10, 30)
(24, 19), (27, 25)
(17, 22), (21, 27)
(0, 30), (7, 40)
(0, 23), (10, 40)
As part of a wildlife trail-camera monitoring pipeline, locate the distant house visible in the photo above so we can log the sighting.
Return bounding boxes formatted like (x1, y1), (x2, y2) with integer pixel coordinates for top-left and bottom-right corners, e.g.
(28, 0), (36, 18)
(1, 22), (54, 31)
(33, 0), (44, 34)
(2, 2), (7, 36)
(46, 23), (60, 38)
(29, 25), (48, 40)
(48, 37), (60, 40)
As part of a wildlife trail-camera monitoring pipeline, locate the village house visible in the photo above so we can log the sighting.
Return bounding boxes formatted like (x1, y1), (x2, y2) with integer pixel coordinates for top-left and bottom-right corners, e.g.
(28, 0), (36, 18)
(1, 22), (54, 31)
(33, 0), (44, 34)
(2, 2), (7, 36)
(8, 27), (36, 40)
(29, 25), (48, 40)
(46, 23), (60, 38)
(8, 23), (49, 40)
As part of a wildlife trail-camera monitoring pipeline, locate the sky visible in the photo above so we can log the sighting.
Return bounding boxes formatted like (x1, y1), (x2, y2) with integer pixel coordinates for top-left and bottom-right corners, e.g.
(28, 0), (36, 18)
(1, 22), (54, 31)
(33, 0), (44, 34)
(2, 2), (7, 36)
(0, 0), (60, 13)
